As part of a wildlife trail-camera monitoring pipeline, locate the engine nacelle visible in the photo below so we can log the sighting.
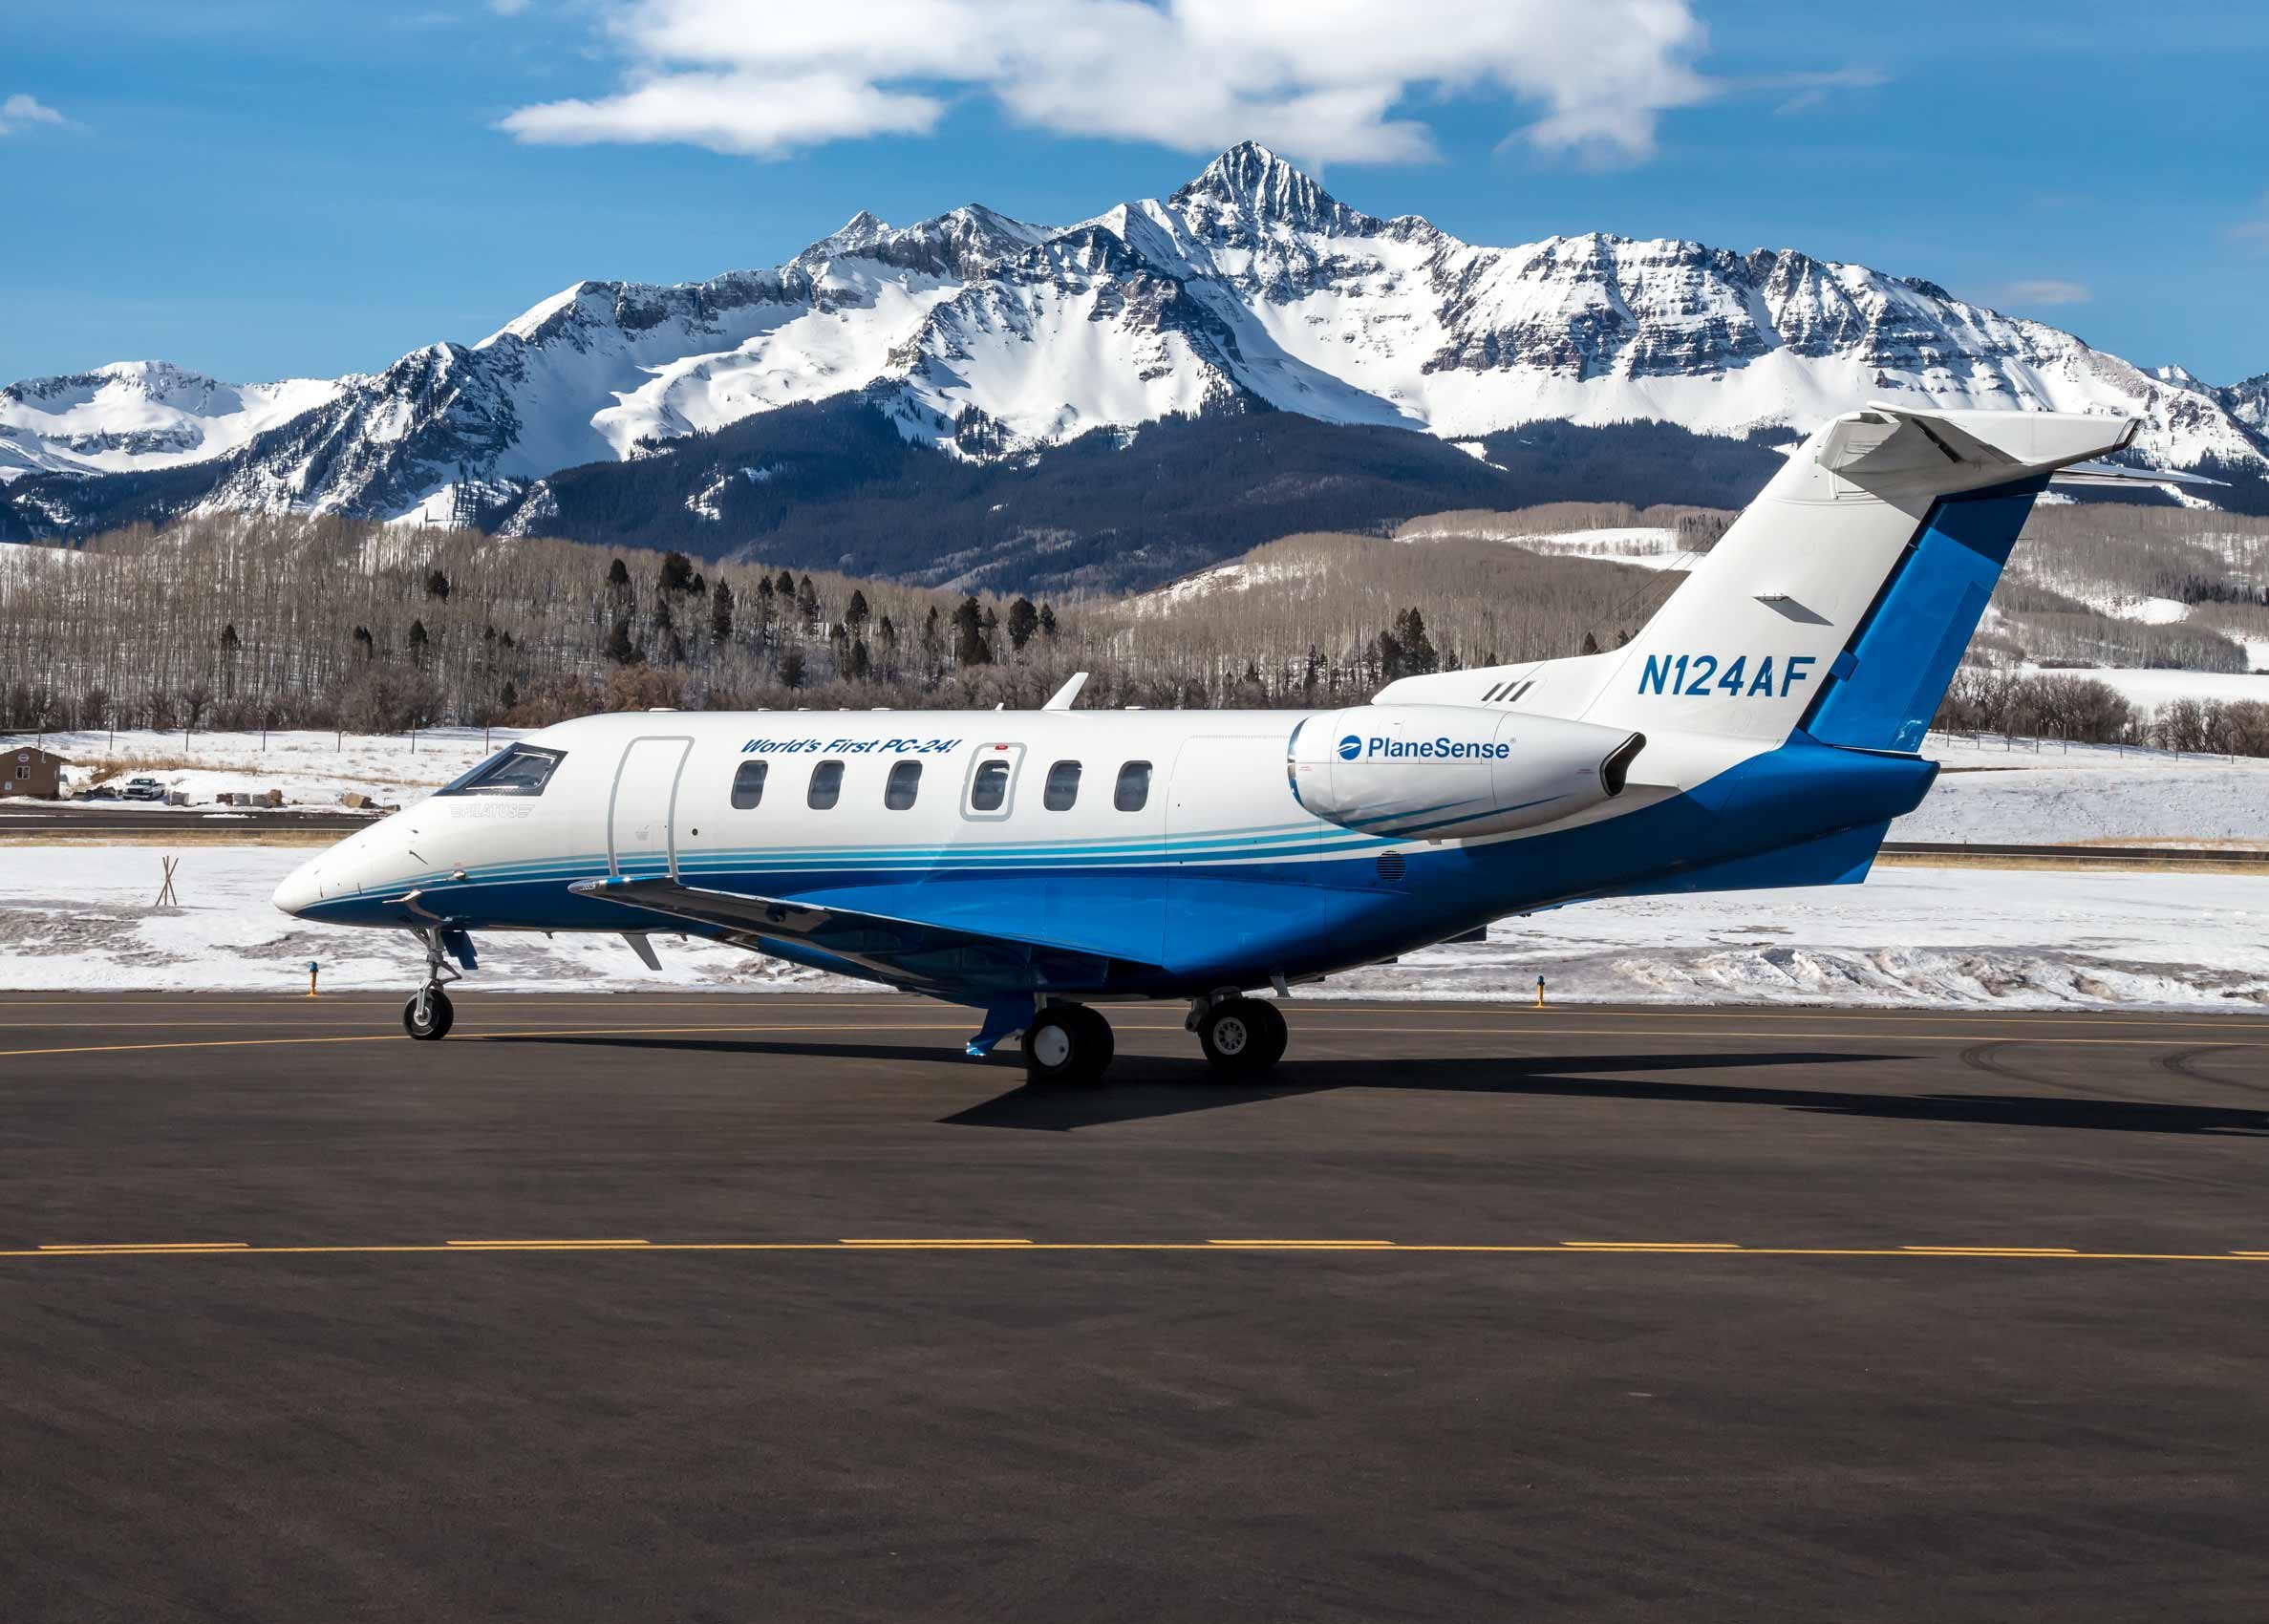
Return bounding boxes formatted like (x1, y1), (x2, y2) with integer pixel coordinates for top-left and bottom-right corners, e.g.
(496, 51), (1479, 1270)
(1288, 704), (1645, 839)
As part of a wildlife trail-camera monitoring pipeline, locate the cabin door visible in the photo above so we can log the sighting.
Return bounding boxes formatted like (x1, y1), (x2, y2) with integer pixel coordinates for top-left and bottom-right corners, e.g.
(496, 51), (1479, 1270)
(609, 736), (693, 879)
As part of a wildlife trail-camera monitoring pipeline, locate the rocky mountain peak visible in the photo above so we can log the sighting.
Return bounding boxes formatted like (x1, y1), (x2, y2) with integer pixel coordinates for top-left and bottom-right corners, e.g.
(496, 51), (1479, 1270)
(1169, 140), (1376, 237)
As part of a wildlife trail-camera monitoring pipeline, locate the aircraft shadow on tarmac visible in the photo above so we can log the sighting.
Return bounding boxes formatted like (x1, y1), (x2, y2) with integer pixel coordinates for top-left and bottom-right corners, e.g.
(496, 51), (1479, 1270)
(482, 1035), (2269, 1137)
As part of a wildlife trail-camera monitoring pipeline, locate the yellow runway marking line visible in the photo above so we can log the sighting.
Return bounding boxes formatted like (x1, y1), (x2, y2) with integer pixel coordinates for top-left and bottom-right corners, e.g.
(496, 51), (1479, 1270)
(37, 1241), (247, 1252)
(2, 1240), (2269, 1264)
(839, 1237), (1033, 1247)
(445, 1238), (651, 1249)
(1206, 1239), (1395, 1248)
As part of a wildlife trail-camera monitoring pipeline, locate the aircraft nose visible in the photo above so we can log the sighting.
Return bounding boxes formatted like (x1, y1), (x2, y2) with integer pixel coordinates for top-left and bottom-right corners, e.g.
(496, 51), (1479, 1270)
(272, 854), (325, 917)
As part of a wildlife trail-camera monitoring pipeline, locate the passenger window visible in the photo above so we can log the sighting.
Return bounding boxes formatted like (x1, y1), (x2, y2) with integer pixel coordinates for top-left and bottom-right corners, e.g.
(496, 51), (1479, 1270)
(970, 759), (1011, 812)
(1043, 760), (1081, 811)
(885, 760), (922, 810)
(1114, 760), (1151, 812)
(730, 760), (767, 809)
(807, 759), (843, 810)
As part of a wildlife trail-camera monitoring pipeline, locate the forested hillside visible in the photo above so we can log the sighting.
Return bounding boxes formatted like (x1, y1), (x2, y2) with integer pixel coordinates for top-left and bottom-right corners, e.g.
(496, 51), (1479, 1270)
(3, 497), (2262, 755)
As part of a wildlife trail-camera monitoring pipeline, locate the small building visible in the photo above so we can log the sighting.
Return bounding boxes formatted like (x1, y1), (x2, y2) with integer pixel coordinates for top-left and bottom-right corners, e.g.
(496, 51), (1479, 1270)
(2, 746), (68, 800)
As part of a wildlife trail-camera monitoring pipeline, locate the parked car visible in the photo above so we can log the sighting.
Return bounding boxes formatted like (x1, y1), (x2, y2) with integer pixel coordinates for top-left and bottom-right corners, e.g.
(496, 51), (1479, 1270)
(81, 784), (120, 801)
(120, 777), (167, 802)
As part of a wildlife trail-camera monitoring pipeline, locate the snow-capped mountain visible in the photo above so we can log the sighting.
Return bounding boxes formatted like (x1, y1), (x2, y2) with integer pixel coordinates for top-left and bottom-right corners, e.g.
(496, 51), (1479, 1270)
(0, 361), (341, 483)
(7, 143), (2265, 529)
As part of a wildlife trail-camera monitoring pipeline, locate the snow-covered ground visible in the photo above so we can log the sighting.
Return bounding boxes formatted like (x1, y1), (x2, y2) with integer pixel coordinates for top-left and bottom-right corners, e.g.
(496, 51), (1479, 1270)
(17, 726), (520, 809)
(4, 846), (2263, 1011)
(2016, 664), (2269, 708)
(1892, 733), (2269, 846)
(0, 845), (836, 995)
(7, 723), (2262, 846)
(1402, 522), (1706, 573)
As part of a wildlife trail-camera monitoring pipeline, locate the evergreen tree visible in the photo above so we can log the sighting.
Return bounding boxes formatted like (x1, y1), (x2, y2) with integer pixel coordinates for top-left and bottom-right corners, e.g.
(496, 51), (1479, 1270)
(1373, 626), (1406, 682)
(710, 578), (735, 642)
(1393, 607), (1439, 674)
(796, 574), (820, 630)
(606, 558), (631, 588)
(953, 595), (992, 667)
(1038, 603), (1059, 639)
(779, 645), (805, 690)
(605, 616), (641, 666)
(1580, 630), (1601, 655)
(920, 606), (945, 673)
(352, 626), (375, 659)
(848, 638), (872, 681)
(846, 588), (869, 632)
(659, 551), (696, 594)
(1006, 596), (1038, 652)
(407, 619), (430, 665)
(425, 567), (451, 602)
(774, 567), (795, 598)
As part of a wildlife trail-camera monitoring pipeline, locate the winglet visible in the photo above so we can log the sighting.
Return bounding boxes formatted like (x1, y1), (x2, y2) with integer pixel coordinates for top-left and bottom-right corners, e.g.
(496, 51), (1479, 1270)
(1042, 672), (1089, 711)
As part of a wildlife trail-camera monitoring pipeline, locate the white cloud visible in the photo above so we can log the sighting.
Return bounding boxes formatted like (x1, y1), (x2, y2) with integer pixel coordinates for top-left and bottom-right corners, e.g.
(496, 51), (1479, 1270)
(499, 0), (1713, 166)
(2232, 194), (2269, 251)
(1763, 66), (1888, 116)
(1996, 278), (2092, 308)
(0, 94), (68, 136)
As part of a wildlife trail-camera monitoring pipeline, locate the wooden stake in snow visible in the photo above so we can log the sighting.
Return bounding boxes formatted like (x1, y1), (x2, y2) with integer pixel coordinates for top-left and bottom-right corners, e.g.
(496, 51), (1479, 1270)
(153, 855), (181, 909)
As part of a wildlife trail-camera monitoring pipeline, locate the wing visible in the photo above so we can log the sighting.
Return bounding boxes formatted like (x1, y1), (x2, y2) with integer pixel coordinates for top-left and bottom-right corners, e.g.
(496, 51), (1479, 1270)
(566, 875), (1163, 994)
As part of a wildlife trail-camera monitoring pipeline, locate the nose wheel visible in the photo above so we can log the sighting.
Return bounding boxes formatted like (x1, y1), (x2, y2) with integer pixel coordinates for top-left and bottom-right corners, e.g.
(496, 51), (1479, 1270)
(403, 985), (455, 1040)
(1195, 996), (1288, 1077)
(402, 926), (463, 1041)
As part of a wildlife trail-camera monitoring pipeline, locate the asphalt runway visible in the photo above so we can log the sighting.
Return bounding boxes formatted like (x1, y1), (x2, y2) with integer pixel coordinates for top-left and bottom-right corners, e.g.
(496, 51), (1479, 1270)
(2, 993), (2265, 1621)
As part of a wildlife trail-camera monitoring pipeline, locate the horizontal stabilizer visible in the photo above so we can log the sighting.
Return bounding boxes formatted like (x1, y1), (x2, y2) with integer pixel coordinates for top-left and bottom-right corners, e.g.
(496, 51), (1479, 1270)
(2048, 459), (2226, 490)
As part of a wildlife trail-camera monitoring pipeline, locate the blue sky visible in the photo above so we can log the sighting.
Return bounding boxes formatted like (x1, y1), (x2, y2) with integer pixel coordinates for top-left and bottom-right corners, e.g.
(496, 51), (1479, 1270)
(4, 0), (2265, 386)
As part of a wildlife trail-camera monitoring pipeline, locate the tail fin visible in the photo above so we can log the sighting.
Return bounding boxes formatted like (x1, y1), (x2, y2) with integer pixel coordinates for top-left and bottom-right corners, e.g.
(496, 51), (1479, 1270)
(1577, 406), (2140, 751)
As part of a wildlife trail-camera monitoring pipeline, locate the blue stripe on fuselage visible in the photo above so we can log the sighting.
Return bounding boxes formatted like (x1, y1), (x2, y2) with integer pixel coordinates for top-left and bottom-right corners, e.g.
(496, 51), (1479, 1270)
(297, 732), (1937, 995)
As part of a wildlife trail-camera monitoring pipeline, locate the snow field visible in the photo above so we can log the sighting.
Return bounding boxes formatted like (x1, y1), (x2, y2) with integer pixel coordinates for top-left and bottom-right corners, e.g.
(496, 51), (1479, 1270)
(16, 726), (522, 809)
(6, 723), (2260, 847)
(4, 846), (2260, 1010)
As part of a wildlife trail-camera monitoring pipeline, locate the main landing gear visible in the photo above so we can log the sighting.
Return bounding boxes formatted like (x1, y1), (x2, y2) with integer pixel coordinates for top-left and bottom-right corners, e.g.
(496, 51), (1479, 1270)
(402, 927), (461, 1041)
(1017, 994), (1291, 1083)
(1022, 1002), (1117, 1086)
(1190, 994), (1288, 1078)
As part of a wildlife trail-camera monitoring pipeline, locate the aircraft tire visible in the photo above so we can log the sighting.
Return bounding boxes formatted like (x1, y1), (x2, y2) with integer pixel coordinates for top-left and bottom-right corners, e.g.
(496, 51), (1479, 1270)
(1068, 1003), (1116, 1074)
(1199, 997), (1283, 1077)
(1246, 998), (1288, 1069)
(403, 987), (454, 1041)
(1023, 1004), (1109, 1085)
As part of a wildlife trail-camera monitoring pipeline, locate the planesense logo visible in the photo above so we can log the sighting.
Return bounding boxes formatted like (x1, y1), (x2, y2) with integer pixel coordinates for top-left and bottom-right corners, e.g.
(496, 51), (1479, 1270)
(1342, 735), (1509, 761)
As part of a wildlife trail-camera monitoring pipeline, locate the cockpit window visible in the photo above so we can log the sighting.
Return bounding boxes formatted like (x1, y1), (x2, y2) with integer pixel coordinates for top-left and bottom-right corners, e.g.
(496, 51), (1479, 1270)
(437, 743), (565, 798)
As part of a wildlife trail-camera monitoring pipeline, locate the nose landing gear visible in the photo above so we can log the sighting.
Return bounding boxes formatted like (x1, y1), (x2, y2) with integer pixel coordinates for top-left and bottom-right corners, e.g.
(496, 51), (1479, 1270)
(402, 926), (467, 1041)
